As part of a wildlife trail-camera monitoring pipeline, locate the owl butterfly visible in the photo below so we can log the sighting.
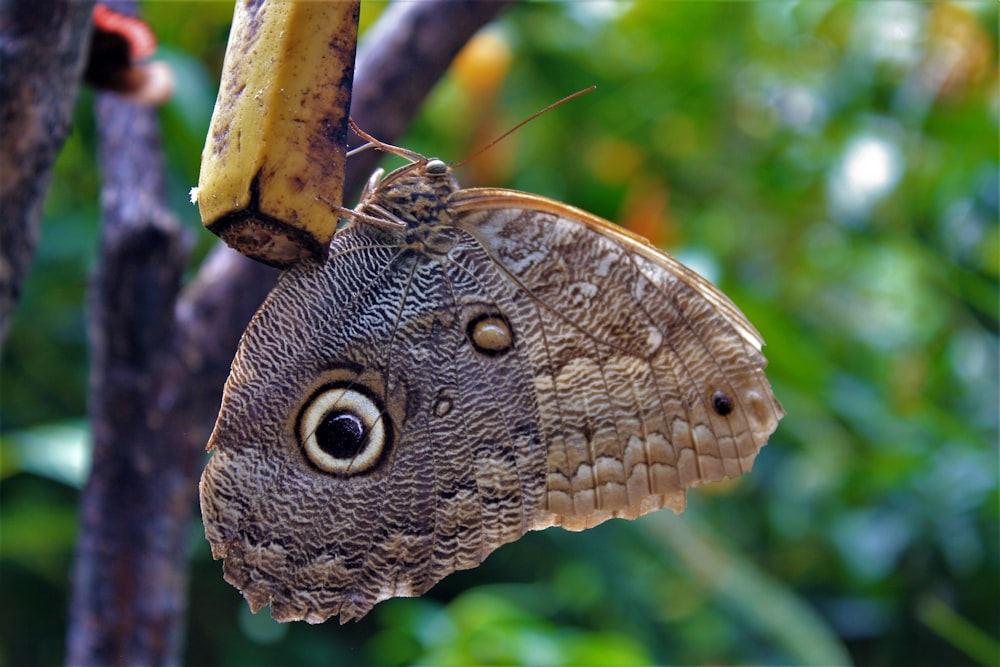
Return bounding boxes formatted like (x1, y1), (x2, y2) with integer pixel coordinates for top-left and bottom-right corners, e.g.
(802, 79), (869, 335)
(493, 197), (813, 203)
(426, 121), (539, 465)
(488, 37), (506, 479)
(199, 122), (783, 624)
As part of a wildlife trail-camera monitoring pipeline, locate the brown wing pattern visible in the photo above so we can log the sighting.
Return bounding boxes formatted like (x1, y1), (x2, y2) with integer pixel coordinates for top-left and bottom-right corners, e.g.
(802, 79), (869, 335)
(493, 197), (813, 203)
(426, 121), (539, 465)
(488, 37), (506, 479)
(453, 189), (783, 531)
(200, 164), (782, 624)
(200, 224), (547, 623)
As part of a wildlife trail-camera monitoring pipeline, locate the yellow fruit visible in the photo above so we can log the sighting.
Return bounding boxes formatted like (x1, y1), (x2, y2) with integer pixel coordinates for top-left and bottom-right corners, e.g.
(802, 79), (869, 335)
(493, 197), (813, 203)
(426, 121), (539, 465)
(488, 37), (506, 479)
(195, 0), (360, 267)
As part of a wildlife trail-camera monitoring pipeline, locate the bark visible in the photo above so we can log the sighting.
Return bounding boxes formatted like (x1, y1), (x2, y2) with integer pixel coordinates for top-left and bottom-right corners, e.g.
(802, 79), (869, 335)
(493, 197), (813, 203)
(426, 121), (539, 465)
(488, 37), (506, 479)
(65, 0), (514, 665)
(67, 91), (191, 667)
(0, 0), (95, 348)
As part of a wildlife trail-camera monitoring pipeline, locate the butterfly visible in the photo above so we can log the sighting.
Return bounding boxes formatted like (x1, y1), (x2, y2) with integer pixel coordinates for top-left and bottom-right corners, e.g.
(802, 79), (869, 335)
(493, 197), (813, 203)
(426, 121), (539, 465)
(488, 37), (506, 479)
(199, 124), (783, 623)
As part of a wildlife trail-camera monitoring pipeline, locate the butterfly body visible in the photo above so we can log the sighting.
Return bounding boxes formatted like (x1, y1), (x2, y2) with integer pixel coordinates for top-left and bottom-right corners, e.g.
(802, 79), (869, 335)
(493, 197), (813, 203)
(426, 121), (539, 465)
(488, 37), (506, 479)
(200, 155), (783, 623)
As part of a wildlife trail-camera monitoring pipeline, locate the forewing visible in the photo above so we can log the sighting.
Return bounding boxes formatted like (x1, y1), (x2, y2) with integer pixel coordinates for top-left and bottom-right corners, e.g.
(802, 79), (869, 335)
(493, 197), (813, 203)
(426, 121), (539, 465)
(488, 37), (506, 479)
(452, 189), (784, 531)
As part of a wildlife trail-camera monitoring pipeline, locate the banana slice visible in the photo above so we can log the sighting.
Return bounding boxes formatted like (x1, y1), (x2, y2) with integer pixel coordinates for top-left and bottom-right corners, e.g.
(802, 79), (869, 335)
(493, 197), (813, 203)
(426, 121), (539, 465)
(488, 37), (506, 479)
(196, 1), (360, 267)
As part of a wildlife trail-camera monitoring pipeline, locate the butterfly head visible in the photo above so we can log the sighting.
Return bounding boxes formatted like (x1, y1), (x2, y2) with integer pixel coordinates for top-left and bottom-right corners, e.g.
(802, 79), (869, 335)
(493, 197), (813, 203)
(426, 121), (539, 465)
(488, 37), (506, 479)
(356, 157), (460, 230)
(346, 120), (463, 230)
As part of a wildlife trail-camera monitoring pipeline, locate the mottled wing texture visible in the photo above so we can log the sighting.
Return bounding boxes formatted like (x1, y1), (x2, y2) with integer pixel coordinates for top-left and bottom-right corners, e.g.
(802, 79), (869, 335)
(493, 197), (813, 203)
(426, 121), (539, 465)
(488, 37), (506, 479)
(200, 171), (783, 625)
(452, 189), (784, 531)
(200, 223), (547, 623)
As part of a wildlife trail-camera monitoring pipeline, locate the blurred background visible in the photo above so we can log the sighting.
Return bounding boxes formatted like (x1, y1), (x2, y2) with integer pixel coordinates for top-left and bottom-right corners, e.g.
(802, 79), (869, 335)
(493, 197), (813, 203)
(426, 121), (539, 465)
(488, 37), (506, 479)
(1, 1), (997, 665)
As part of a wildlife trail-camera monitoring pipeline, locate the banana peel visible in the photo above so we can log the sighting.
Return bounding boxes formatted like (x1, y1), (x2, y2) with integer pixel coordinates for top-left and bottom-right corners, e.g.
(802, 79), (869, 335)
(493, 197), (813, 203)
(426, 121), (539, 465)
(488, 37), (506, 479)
(195, 0), (360, 267)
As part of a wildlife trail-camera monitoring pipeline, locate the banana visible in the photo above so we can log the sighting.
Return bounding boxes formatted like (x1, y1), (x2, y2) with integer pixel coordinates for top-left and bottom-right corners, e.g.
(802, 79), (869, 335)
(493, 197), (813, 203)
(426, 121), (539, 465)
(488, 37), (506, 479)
(195, 0), (360, 267)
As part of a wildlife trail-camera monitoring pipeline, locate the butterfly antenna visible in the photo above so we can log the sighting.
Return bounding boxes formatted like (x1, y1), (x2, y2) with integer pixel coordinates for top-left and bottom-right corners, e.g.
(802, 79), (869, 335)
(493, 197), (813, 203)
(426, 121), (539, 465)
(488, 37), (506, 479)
(452, 85), (596, 170)
(348, 118), (425, 163)
(346, 142), (375, 158)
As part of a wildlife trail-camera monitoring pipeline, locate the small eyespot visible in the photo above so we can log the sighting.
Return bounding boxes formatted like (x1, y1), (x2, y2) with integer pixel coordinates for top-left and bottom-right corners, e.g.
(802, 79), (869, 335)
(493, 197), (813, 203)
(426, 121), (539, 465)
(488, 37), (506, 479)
(425, 159), (448, 175)
(467, 313), (514, 356)
(433, 395), (453, 418)
(711, 390), (734, 416)
(297, 384), (389, 475)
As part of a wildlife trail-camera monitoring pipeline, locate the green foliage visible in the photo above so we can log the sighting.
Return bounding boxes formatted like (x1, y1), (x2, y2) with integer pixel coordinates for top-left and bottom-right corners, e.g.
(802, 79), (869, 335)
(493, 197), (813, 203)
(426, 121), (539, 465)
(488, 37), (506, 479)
(2, 2), (997, 666)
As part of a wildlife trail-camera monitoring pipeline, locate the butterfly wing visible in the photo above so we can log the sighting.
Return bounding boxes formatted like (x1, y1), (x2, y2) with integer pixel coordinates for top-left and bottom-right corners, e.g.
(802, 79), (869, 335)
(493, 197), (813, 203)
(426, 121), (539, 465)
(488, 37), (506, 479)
(200, 223), (547, 623)
(200, 181), (783, 624)
(451, 188), (784, 531)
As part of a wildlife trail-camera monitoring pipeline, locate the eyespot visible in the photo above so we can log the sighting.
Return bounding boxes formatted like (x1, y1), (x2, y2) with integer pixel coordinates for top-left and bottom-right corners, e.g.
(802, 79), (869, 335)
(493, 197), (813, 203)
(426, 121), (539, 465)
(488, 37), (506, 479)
(711, 390), (734, 416)
(425, 159), (448, 175)
(297, 383), (389, 475)
(467, 312), (514, 356)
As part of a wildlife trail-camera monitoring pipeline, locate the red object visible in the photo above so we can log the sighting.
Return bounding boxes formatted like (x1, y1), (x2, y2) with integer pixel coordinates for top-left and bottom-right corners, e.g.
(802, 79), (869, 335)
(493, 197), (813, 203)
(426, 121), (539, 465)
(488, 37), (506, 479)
(85, 4), (172, 105)
(91, 4), (157, 60)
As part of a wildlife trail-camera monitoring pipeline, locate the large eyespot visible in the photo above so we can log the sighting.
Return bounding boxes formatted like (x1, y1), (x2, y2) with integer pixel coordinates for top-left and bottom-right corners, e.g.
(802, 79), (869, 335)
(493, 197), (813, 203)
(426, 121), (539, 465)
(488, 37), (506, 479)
(467, 312), (514, 356)
(297, 383), (390, 475)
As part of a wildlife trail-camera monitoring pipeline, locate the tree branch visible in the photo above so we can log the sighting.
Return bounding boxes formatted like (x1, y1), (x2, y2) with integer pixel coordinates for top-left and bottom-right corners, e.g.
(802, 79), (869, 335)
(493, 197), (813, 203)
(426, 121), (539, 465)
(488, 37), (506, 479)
(347, 0), (513, 183)
(0, 0), (95, 348)
(66, 89), (191, 665)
